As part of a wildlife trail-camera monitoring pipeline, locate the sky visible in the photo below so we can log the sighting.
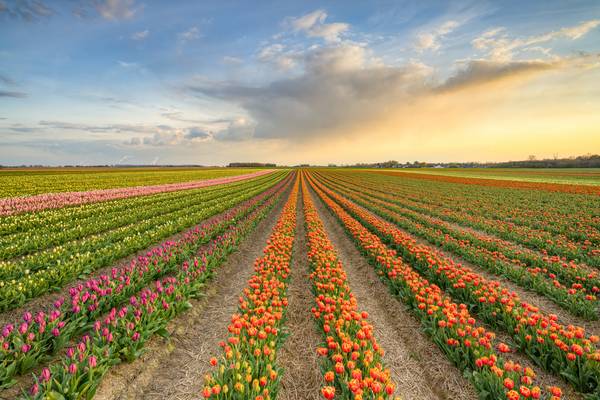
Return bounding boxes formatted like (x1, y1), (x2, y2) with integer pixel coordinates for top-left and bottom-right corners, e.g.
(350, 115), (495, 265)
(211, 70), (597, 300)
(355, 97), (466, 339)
(1, 0), (599, 166)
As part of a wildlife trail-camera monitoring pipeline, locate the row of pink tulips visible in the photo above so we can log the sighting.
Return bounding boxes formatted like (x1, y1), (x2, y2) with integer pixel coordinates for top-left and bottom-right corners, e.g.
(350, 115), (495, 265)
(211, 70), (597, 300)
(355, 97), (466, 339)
(0, 169), (274, 216)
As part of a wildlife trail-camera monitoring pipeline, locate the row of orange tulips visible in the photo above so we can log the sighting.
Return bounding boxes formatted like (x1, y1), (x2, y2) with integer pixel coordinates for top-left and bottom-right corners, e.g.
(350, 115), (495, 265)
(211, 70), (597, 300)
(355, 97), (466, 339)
(203, 176), (299, 399)
(313, 172), (598, 319)
(305, 172), (563, 400)
(329, 170), (599, 267)
(300, 174), (398, 400)
(308, 172), (600, 395)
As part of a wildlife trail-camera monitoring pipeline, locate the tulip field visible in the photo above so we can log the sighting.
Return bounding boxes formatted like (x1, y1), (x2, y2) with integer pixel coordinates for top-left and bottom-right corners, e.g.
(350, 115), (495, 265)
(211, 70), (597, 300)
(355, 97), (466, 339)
(0, 167), (598, 400)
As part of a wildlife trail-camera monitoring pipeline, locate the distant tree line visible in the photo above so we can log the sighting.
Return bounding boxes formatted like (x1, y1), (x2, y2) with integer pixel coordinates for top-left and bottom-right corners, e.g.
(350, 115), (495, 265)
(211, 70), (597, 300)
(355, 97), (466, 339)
(492, 154), (600, 168)
(332, 154), (600, 169)
(227, 162), (277, 167)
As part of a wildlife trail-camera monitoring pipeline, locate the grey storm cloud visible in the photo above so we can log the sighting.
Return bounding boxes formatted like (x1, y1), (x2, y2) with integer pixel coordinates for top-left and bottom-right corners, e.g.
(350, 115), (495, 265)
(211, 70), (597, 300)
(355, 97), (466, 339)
(186, 44), (588, 142)
(187, 45), (435, 141)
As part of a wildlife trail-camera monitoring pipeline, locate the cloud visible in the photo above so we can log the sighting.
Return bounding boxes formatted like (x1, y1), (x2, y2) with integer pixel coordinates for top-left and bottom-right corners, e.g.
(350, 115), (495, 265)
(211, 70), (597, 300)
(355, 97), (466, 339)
(96, 0), (140, 20)
(8, 124), (37, 132)
(0, 73), (15, 86)
(223, 56), (243, 65)
(117, 60), (139, 68)
(184, 127), (210, 140)
(415, 20), (460, 52)
(213, 118), (255, 142)
(187, 44), (434, 141)
(0, 0), (53, 21)
(39, 120), (156, 134)
(124, 126), (211, 146)
(179, 26), (200, 42)
(439, 59), (556, 92)
(257, 44), (300, 70)
(0, 72), (26, 97)
(287, 9), (349, 42)
(556, 20), (600, 40)
(131, 29), (149, 40)
(186, 42), (598, 144)
(0, 90), (27, 98)
(472, 20), (600, 61)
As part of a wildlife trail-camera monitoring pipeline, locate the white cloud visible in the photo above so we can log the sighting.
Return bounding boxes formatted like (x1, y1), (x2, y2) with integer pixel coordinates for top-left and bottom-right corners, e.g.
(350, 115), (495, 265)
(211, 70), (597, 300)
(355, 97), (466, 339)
(288, 9), (349, 43)
(117, 60), (139, 68)
(555, 20), (600, 40)
(125, 126), (211, 146)
(96, 0), (140, 20)
(223, 56), (243, 65)
(415, 20), (460, 52)
(257, 44), (299, 70)
(131, 29), (149, 40)
(179, 26), (200, 42)
(472, 20), (600, 61)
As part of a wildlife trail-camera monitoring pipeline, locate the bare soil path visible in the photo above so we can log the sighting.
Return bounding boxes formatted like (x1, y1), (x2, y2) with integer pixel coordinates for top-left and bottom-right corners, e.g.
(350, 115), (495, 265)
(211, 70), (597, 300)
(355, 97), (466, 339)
(277, 194), (323, 400)
(307, 185), (479, 400)
(93, 184), (292, 400)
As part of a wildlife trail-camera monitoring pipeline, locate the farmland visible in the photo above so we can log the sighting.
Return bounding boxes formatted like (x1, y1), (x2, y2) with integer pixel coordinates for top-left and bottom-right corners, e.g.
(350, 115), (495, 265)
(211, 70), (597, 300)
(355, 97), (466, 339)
(0, 167), (598, 400)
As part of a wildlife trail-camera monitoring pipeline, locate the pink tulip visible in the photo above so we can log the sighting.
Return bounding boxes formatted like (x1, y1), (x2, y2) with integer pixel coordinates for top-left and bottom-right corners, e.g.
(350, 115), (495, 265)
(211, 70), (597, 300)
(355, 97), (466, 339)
(89, 355), (97, 368)
(30, 383), (39, 395)
(40, 367), (51, 382)
(68, 363), (77, 374)
(23, 312), (32, 323)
